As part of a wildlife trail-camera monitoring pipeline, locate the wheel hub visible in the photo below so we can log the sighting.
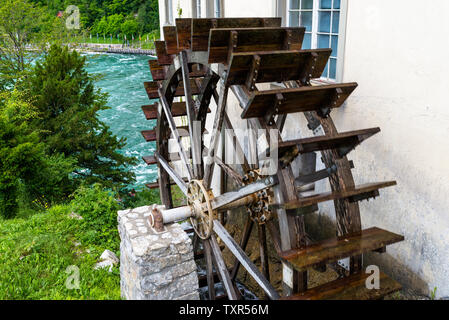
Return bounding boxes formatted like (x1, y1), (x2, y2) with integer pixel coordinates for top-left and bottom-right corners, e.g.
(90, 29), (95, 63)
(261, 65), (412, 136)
(187, 179), (216, 239)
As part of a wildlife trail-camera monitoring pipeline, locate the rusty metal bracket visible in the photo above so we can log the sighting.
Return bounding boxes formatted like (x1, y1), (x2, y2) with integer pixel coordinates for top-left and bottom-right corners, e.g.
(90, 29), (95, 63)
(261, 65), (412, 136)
(264, 93), (284, 126)
(245, 54), (261, 91)
(148, 206), (168, 234)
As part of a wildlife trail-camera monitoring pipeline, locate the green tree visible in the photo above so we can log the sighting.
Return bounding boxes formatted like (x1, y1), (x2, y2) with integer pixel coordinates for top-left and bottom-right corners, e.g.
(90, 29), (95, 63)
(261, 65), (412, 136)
(0, 90), (73, 217)
(121, 18), (139, 37)
(28, 45), (137, 189)
(0, 0), (44, 90)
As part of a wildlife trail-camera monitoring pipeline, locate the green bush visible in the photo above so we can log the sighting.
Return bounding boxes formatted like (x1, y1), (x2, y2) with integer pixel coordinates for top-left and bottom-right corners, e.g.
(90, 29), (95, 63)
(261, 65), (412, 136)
(70, 184), (121, 252)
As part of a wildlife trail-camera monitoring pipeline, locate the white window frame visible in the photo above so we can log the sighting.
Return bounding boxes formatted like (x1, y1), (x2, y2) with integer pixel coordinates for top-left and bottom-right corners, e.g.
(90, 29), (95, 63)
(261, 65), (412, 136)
(286, 0), (347, 82)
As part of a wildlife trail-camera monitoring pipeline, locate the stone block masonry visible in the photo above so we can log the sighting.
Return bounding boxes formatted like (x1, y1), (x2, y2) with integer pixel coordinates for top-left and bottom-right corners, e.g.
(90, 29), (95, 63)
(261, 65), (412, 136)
(118, 206), (199, 300)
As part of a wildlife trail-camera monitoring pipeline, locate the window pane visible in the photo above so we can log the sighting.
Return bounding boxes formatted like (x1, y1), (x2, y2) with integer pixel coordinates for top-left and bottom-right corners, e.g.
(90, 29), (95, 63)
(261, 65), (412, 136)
(318, 11), (331, 33)
(318, 34), (330, 48)
(331, 35), (338, 57)
(289, 11), (300, 27)
(320, 0), (332, 9)
(302, 0), (313, 9)
(290, 0), (300, 9)
(334, 0), (341, 9)
(332, 11), (340, 33)
(300, 11), (312, 31)
(330, 58), (337, 79)
(322, 60), (329, 78)
(302, 33), (312, 49)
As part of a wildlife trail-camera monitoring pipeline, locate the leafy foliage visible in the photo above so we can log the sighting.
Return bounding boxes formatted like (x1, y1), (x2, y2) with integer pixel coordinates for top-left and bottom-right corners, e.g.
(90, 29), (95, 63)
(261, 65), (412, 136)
(70, 184), (121, 251)
(28, 44), (137, 189)
(0, 90), (77, 218)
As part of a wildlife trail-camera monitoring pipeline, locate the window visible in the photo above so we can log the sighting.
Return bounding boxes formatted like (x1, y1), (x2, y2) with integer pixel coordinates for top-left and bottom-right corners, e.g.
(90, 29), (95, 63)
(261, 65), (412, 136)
(288, 0), (344, 80)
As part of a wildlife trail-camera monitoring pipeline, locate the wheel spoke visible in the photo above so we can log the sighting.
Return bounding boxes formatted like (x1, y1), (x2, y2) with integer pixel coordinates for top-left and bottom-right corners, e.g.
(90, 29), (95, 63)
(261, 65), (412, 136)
(155, 152), (188, 195)
(208, 235), (239, 300)
(213, 220), (280, 300)
(203, 76), (231, 189)
(211, 176), (278, 211)
(214, 155), (244, 186)
(180, 51), (202, 179)
(158, 87), (193, 180)
(203, 239), (216, 300)
(230, 215), (254, 281)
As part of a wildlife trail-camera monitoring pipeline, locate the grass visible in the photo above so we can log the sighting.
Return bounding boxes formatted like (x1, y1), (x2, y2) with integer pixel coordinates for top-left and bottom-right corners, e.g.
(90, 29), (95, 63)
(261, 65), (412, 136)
(0, 204), (121, 300)
(0, 184), (184, 300)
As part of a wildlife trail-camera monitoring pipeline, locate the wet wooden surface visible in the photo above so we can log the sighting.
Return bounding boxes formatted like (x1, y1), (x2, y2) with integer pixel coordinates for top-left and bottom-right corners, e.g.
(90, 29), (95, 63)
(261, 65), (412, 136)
(155, 40), (173, 65)
(272, 181), (397, 210)
(241, 82), (358, 118)
(208, 27), (305, 64)
(191, 17), (282, 51)
(282, 271), (402, 300)
(227, 49), (331, 86)
(144, 79), (201, 99)
(280, 227), (404, 272)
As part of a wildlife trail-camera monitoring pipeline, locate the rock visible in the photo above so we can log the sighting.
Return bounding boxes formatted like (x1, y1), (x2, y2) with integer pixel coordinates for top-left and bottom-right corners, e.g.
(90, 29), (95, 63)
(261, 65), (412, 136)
(69, 212), (83, 220)
(95, 249), (119, 272)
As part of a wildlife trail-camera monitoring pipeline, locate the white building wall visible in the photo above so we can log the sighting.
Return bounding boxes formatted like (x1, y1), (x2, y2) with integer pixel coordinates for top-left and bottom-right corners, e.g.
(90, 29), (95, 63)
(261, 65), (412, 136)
(156, 0), (449, 297)
(333, 0), (449, 297)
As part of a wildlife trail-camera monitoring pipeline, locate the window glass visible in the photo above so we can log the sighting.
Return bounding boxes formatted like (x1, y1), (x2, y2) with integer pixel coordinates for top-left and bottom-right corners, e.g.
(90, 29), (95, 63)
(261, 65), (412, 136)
(301, 11), (313, 31)
(318, 34), (330, 48)
(318, 11), (331, 33)
(320, 0), (332, 9)
(290, 0), (300, 9)
(332, 11), (340, 33)
(302, 0), (313, 9)
(322, 61), (329, 78)
(331, 35), (338, 57)
(329, 58), (337, 79)
(303, 33), (312, 49)
(334, 0), (341, 9)
(289, 11), (300, 27)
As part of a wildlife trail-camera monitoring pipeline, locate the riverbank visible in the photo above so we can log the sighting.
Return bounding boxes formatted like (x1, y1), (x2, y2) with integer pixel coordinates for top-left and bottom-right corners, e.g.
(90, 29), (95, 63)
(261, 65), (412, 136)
(76, 43), (156, 56)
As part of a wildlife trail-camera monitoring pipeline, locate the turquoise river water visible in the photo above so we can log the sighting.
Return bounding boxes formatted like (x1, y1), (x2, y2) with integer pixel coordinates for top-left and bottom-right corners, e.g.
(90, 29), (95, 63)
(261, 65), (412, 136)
(84, 53), (157, 189)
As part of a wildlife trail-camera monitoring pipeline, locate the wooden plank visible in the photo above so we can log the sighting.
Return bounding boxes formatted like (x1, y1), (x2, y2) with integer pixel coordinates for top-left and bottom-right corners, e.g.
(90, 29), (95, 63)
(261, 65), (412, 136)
(272, 181), (397, 210)
(155, 40), (173, 65)
(280, 227), (404, 272)
(192, 17), (282, 51)
(144, 80), (201, 99)
(176, 18), (192, 50)
(227, 49), (331, 86)
(163, 25), (178, 54)
(208, 27), (306, 64)
(282, 271), (401, 300)
(241, 83), (358, 119)
(273, 127), (380, 168)
(149, 59), (167, 81)
(145, 177), (189, 190)
(142, 102), (211, 120)
(141, 126), (190, 142)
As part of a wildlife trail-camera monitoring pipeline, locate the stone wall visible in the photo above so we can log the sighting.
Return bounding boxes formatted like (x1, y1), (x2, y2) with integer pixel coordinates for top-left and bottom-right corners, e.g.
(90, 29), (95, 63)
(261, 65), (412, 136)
(118, 206), (199, 300)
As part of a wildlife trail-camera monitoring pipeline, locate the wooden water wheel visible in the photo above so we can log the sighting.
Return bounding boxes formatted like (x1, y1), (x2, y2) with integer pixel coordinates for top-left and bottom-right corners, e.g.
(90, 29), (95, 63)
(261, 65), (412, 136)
(141, 17), (404, 300)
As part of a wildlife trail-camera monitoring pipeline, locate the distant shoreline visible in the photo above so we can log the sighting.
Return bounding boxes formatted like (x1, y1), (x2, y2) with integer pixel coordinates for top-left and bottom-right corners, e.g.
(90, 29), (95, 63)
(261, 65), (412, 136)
(25, 43), (157, 56)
